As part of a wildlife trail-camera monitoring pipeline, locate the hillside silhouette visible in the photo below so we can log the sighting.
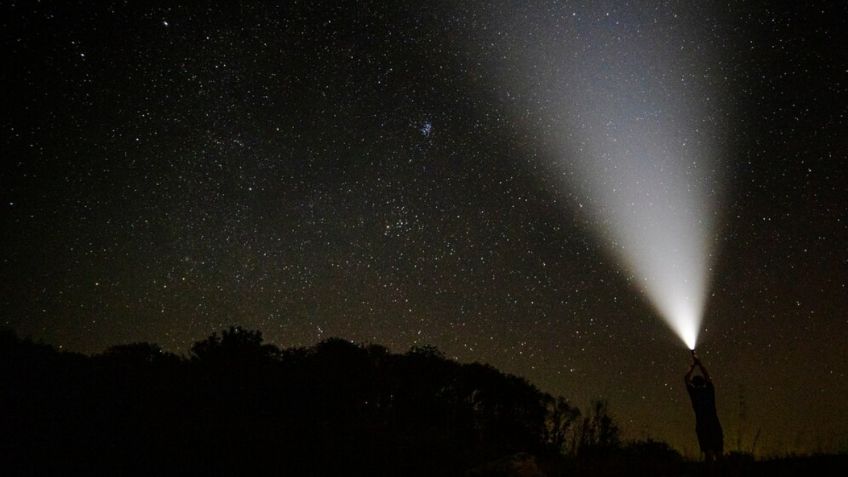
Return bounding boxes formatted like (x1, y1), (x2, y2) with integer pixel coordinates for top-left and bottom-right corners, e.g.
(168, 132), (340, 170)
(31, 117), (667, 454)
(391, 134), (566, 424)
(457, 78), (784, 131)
(1, 327), (845, 476)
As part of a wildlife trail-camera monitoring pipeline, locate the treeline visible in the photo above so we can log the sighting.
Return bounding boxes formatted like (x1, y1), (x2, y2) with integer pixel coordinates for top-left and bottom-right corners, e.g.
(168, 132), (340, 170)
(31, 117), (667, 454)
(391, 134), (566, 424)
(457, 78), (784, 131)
(4, 328), (845, 476)
(0, 326), (640, 475)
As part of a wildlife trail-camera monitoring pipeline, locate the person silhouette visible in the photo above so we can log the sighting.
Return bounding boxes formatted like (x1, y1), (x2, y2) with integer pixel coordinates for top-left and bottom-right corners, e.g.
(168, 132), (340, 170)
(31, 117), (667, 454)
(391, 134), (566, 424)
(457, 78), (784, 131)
(684, 353), (723, 462)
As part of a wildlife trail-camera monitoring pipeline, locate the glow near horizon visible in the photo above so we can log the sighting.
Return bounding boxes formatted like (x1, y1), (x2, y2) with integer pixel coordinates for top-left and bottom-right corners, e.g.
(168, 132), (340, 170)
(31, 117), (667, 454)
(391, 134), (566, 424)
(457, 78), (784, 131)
(494, 3), (726, 349)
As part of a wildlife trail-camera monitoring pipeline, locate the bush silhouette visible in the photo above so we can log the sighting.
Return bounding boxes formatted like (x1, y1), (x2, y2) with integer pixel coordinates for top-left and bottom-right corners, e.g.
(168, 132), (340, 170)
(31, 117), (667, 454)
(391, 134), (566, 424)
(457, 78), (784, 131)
(0, 327), (558, 476)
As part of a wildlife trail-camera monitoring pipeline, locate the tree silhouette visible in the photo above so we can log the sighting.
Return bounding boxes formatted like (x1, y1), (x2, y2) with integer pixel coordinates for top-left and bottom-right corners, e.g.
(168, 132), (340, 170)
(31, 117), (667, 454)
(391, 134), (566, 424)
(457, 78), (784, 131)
(577, 399), (621, 456)
(0, 326), (634, 476)
(190, 325), (279, 364)
(545, 395), (581, 454)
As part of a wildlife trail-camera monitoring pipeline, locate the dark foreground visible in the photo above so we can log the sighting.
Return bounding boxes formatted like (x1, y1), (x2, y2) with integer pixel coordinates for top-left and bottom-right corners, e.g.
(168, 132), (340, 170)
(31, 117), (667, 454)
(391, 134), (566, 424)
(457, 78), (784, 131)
(533, 452), (848, 477)
(2, 328), (844, 476)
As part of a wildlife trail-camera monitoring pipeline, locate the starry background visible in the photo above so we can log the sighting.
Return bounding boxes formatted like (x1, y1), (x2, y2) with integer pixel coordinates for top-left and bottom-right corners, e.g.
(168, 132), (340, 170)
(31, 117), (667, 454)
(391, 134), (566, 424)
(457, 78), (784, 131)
(2, 0), (847, 456)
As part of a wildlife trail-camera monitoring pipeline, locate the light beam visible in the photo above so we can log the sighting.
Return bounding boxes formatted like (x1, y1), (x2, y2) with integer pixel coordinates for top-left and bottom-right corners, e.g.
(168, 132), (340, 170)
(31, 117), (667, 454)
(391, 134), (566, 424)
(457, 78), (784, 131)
(489, 2), (728, 348)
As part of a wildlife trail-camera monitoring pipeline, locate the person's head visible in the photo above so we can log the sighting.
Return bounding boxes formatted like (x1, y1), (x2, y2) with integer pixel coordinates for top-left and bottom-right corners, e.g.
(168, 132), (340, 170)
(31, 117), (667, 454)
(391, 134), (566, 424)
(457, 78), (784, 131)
(691, 375), (706, 387)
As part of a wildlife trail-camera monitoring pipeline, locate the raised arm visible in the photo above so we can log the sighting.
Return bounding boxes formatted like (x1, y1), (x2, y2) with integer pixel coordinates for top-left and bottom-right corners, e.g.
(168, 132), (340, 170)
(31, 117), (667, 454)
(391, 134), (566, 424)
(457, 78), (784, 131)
(697, 360), (712, 384)
(684, 361), (697, 384)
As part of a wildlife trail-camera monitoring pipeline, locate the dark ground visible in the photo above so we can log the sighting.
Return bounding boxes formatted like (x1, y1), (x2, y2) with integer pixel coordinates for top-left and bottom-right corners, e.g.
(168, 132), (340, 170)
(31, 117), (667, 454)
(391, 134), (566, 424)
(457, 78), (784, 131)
(2, 327), (845, 476)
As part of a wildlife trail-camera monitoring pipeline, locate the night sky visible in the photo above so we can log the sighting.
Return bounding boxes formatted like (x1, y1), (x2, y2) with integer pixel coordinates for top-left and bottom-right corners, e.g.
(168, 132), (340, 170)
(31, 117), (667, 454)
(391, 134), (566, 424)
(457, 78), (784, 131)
(2, 1), (847, 457)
